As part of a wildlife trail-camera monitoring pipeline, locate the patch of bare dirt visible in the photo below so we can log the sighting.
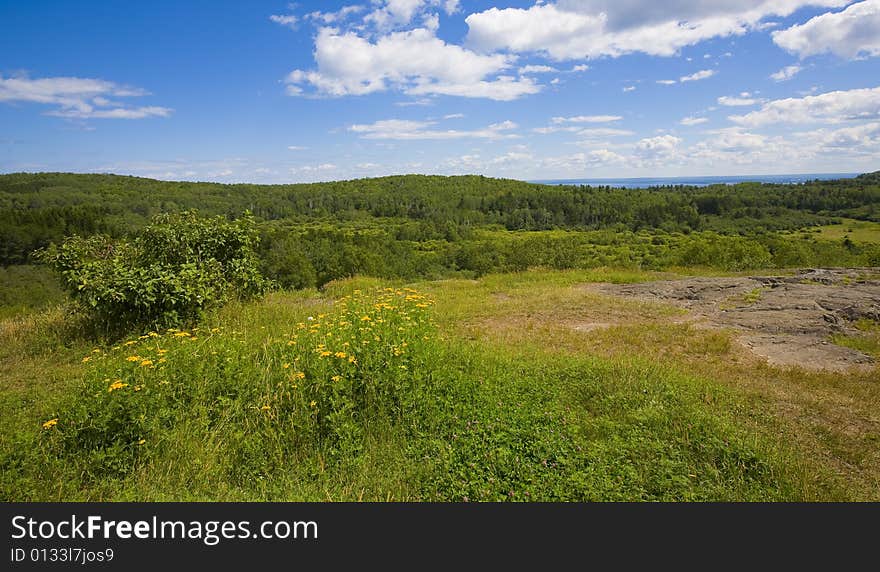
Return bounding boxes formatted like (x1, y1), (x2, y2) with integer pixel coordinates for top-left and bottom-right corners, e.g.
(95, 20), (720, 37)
(595, 268), (880, 372)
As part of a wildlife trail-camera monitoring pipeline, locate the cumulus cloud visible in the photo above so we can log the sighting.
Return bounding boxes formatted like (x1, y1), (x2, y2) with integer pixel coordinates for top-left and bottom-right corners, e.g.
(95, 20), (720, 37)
(348, 118), (519, 139)
(730, 86), (880, 126)
(0, 74), (171, 120)
(465, 1), (849, 60)
(366, 0), (462, 29)
(285, 27), (539, 101)
(634, 134), (682, 159)
(802, 121), (880, 152)
(770, 64), (803, 81)
(773, 0), (880, 59)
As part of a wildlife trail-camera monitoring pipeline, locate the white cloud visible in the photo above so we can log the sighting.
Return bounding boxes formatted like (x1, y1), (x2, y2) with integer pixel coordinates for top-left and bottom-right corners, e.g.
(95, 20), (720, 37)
(287, 146), (308, 151)
(285, 27), (539, 101)
(519, 65), (559, 74)
(348, 118), (519, 140)
(443, 113), (465, 119)
(366, 0), (463, 29)
(773, 1), (880, 59)
(633, 135), (682, 163)
(718, 94), (759, 106)
(656, 79), (677, 85)
(0, 74), (171, 120)
(802, 121), (880, 152)
(680, 116), (709, 125)
(533, 125), (582, 134)
(572, 64), (590, 72)
(465, 1), (849, 61)
(552, 115), (622, 123)
(48, 106), (172, 119)
(770, 64), (803, 81)
(577, 127), (635, 137)
(680, 69), (716, 82)
(269, 14), (298, 29)
(623, 85), (636, 92)
(395, 98), (434, 106)
(305, 5), (366, 24)
(730, 86), (880, 126)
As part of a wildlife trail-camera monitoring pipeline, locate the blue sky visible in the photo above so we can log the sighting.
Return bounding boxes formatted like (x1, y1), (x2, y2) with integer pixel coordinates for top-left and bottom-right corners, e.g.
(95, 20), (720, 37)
(2, 0), (879, 182)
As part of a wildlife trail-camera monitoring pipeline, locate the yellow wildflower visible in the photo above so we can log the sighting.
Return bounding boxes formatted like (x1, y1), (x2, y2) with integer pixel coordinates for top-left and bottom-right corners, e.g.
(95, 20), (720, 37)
(260, 404), (271, 411)
(92, 348), (102, 353)
(134, 385), (143, 392)
(124, 340), (137, 346)
(334, 351), (347, 359)
(293, 371), (306, 380)
(174, 331), (190, 337)
(42, 418), (58, 430)
(282, 363), (290, 369)
(126, 356), (140, 362)
(137, 439), (146, 445)
(309, 400), (317, 408)
(320, 351), (332, 357)
(108, 381), (129, 392)
(140, 359), (153, 367)
(361, 316), (372, 322)
(331, 375), (341, 382)
(82, 356), (91, 363)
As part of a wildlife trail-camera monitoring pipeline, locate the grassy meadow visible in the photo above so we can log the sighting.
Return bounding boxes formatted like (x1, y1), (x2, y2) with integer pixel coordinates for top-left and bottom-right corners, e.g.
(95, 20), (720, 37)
(2, 267), (877, 501)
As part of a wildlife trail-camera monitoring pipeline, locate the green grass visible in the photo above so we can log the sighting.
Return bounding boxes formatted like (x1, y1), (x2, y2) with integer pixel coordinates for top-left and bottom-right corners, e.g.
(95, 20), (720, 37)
(0, 265), (65, 320)
(805, 219), (880, 244)
(832, 320), (880, 359)
(2, 269), (876, 501)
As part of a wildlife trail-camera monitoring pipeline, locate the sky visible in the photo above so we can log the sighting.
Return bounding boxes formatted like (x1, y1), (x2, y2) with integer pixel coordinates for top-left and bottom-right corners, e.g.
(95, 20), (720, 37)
(1, 0), (880, 183)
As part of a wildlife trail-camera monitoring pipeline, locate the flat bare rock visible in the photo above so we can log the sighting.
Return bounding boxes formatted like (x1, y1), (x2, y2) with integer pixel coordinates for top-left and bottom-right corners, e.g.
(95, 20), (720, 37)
(596, 268), (880, 372)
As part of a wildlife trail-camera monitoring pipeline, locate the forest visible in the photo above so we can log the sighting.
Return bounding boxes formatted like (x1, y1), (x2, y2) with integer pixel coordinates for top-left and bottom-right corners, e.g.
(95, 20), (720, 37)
(1, 171), (879, 295)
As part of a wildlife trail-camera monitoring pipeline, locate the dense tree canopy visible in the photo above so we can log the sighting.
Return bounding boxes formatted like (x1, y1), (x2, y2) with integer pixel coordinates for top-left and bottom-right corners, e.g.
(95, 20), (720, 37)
(1, 171), (878, 289)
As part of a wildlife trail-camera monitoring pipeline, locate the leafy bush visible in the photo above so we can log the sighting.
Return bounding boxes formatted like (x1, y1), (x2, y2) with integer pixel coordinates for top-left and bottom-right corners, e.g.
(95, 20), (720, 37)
(37, 211), (267, 330)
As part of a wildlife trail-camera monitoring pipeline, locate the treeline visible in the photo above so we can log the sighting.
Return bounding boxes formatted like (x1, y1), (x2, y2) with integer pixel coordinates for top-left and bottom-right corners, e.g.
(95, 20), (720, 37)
(257, 223), (880, 288)
(1, 172), (879, 266)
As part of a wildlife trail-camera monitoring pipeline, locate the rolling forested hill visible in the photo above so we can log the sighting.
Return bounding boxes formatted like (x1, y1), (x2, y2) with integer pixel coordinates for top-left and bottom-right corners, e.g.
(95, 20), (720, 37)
(1, 171), (879, 290)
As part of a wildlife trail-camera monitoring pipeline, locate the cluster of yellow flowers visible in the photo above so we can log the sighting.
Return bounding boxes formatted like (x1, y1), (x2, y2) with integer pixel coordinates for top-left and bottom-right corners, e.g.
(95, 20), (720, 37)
(107, 380), (129, 392)
(258, 287), (435, 418)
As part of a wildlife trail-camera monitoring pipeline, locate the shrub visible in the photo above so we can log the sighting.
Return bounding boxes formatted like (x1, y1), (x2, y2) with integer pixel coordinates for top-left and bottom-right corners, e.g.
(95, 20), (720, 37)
(37, 211), (267, 331)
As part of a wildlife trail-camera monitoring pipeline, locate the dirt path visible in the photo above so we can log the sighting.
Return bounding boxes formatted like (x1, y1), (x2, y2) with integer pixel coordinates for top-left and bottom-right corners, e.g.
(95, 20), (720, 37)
(595, 268), (880, 372)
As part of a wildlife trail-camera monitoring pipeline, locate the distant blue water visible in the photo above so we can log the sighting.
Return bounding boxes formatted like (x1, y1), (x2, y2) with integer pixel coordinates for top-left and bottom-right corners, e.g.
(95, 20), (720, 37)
(530, 173), (860, 188)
